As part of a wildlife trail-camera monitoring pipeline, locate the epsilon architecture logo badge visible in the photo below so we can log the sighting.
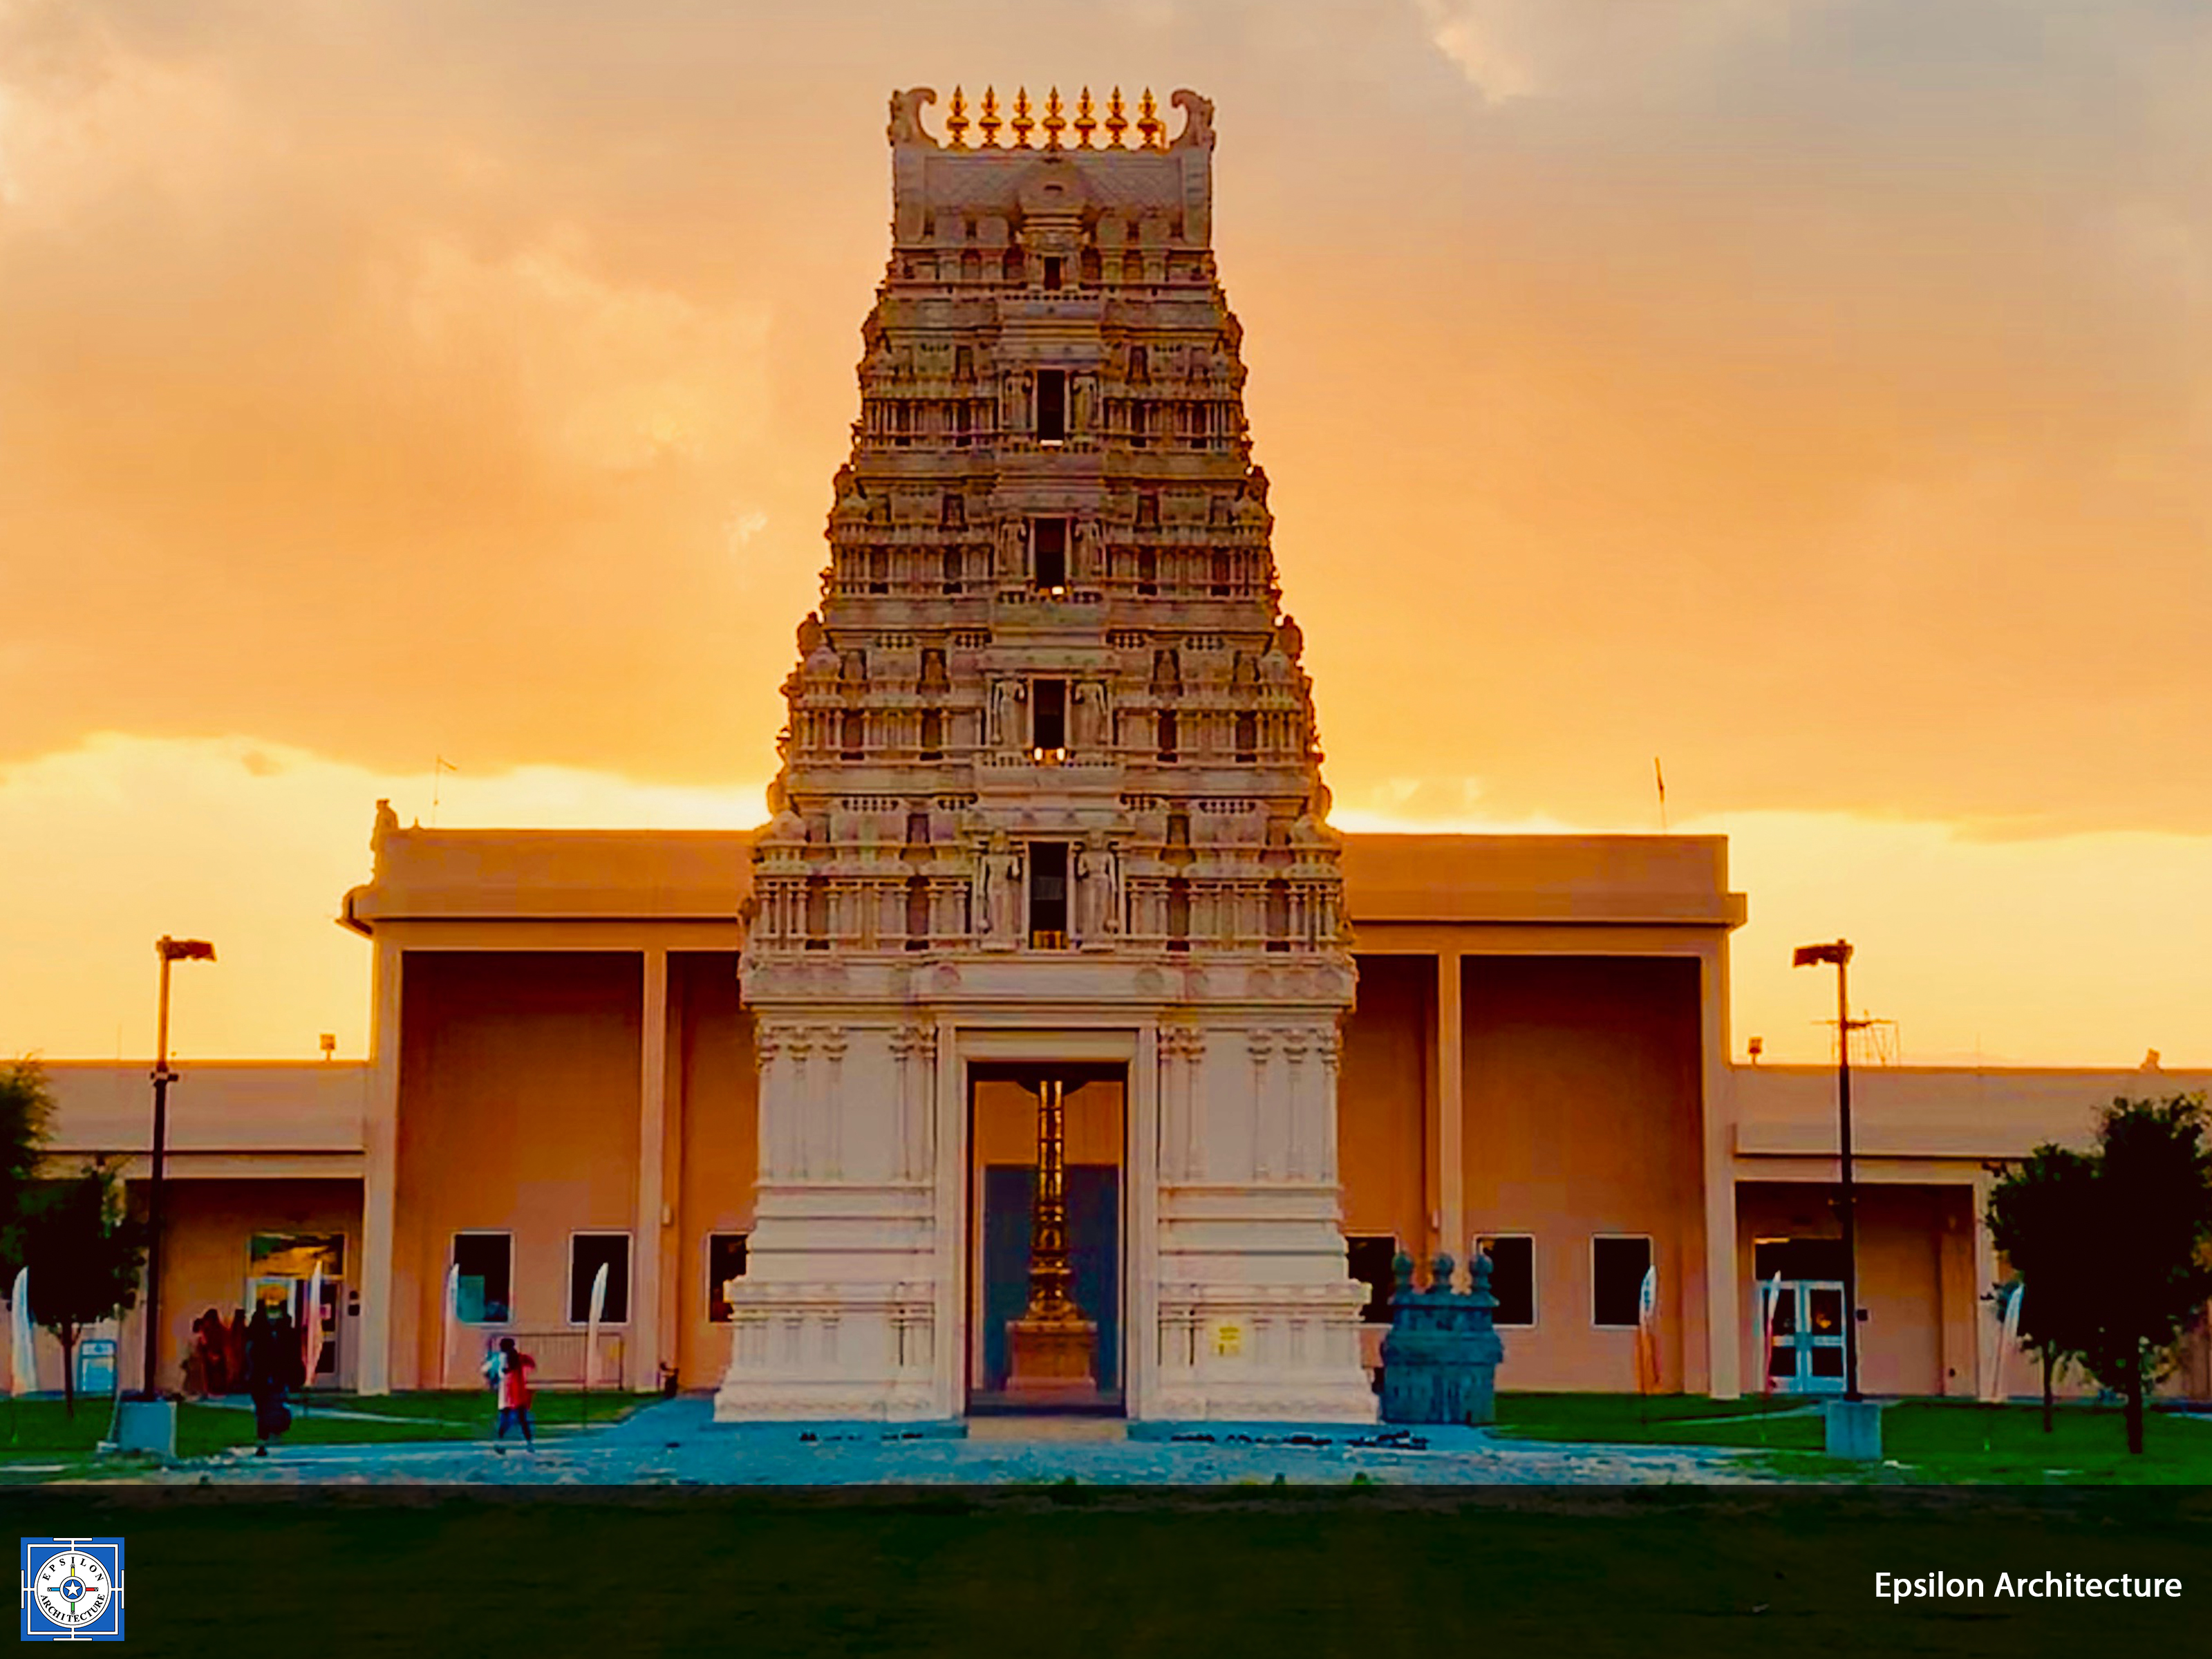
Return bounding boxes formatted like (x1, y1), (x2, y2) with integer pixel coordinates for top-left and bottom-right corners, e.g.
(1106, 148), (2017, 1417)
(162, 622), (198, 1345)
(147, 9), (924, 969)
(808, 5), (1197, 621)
(20, 1537), (124, 1642)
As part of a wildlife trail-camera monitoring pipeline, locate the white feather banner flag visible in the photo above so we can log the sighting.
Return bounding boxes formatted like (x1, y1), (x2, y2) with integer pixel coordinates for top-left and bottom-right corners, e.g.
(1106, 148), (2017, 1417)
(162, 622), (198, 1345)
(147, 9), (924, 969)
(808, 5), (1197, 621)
(585, 1261), (610, 1394)
(440, 1262), (459, 1390)
(9, 1268), (35, 1396)
(301, 1261), (326, 1391)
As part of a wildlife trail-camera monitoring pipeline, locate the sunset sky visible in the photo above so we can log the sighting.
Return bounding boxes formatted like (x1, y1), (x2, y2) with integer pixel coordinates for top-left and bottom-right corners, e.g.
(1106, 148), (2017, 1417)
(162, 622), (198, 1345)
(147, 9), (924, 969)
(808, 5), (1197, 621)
(3, 1), (2209, 1067)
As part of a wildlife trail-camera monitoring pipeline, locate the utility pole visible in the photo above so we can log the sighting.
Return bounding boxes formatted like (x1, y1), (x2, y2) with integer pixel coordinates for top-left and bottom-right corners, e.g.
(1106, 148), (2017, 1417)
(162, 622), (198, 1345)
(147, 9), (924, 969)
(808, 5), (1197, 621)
(1794, 939), (1861, 1403)
(143, 937), (215, 1399)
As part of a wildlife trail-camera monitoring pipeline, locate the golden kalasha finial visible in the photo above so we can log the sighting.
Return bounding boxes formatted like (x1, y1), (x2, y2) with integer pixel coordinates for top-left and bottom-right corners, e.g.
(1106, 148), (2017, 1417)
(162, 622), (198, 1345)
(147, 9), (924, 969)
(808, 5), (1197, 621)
(1105, 86), (1128, 149)
(1011, 86), (1035, 148)
(1074, 86), (1098, 148)
(1136, 87), (1164, 150)
(946, 84), (969, 149)
(1042, 86), (1067, 151)
(979, 85), (1002, 148)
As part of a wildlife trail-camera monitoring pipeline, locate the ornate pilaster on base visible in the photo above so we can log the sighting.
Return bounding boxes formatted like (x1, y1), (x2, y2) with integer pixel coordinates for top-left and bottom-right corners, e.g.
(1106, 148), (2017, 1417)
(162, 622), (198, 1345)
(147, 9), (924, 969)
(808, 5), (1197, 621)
(712, 1280), (944, 1422)
(1150, 1280), (1377, 1423)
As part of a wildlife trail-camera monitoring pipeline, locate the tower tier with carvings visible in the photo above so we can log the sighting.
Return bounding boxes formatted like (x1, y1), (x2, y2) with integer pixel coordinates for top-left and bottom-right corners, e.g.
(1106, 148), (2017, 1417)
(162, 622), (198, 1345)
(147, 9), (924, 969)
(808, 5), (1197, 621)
(716, 85), (1374, 1423)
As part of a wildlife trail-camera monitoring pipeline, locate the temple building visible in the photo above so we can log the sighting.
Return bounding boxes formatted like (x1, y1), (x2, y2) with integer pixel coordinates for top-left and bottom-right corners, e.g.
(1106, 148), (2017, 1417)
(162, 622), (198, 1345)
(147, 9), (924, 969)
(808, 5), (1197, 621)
(15, 88), (2210, 1416)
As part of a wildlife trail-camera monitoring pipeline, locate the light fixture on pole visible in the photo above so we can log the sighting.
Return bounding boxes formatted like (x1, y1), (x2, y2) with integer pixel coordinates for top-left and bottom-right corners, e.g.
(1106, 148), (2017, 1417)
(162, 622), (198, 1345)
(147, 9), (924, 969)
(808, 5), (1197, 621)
(1792, 938), (1861, 1403)
(142, 935), (215, 1400)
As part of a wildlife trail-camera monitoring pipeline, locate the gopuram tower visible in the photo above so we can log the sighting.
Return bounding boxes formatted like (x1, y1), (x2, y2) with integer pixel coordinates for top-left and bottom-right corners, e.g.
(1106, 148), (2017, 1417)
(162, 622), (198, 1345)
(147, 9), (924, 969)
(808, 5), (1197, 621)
(715, 86), (1375, 1423)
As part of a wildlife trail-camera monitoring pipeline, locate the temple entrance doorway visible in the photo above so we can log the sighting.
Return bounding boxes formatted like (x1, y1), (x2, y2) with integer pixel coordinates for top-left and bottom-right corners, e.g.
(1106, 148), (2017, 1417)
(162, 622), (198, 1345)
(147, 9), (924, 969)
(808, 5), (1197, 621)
(966, 1063), (1127, 1416)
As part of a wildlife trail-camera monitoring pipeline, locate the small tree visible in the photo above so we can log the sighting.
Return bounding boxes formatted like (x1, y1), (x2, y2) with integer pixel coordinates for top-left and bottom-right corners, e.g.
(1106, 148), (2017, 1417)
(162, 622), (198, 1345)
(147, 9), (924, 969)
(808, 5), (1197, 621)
(1985, 1144), (2099, 1431)
(1987, 1095), (2212, 1454)
(0, 1060), (56, 1257)
(13, 1161), (147, 1416)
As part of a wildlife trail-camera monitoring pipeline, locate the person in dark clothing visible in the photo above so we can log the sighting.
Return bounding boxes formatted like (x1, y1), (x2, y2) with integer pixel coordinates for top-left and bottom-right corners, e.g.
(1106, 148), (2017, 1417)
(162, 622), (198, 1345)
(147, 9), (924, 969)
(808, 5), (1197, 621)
(244, 1305), (297, 1454)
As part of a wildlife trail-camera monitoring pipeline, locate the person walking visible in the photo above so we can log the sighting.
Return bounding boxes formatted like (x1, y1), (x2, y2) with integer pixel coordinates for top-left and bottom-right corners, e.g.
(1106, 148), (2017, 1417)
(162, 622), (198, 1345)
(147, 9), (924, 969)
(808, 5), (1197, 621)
(243, 1304), (295, 1455)
(491, 1335), (536, 1449)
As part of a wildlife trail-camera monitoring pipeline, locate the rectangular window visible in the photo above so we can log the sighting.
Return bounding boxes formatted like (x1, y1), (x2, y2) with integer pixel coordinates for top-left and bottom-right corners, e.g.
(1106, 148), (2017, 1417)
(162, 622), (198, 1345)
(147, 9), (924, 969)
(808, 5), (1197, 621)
(919, 708), (944, 760)
(1345, 1235), (1399, 1324)
(1035, 369), (1067, 442)
(1027, 841), (1069, 945)
(706, 1233), (749, 1323)
(1031, 678), (1067, 752)
(452, 1232), (512, 1324)
(1031, 517), (1069, 590)
(1042, 255), (1064, 291)
(568, 1232), (632, 1324)
(1155, 708), (1177, 761)
(1476, 1234), (1536, 1329)
(1591, 1235), (1653, 1329)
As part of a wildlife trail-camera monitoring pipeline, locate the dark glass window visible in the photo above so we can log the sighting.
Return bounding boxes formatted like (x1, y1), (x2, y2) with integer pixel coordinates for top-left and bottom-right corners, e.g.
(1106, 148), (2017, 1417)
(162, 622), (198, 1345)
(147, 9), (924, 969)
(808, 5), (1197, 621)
(1031, 679), (1067, 751)
(1027, 841), (1069, 944)
(706, 1234), (748, 1322)
(1477, 1235), (1535, 1328)
(452, 1233), (512, 1324)
(1036, 370), (1067, 441)
(1347, 1235), (1398, 1324)
(1032, 518), (1068, 589)
(568, 1234), (631, 1324)
(1752, 1238), (1849, 1282)
(1591, 1236), (1653, 1328)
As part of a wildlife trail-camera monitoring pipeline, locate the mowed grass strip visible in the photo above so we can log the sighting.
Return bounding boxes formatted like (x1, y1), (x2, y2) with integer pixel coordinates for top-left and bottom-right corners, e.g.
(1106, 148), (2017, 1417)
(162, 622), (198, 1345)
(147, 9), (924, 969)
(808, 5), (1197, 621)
(1493, 1393), (2212, 1483)
(0, 1390), (659, 1475)
(0, 1488), (2201, 1658)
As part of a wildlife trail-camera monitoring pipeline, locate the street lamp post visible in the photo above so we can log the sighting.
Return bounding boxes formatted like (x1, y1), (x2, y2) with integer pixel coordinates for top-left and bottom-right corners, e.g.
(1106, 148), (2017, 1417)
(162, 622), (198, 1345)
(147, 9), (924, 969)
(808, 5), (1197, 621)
(1792, 939), (1860, 1403)
(142, 936), (215, 1400)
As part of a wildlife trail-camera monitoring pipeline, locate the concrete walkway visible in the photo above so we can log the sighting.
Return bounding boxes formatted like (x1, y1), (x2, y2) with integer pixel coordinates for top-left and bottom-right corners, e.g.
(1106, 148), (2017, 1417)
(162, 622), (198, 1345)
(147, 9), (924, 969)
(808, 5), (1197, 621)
(149, 1398), (1777, 1486)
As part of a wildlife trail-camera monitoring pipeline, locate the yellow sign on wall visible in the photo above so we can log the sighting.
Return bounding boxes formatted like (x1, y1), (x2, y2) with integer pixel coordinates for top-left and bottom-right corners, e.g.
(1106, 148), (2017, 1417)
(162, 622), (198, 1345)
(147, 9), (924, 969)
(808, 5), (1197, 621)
(1212, 1320), (1245, 1358)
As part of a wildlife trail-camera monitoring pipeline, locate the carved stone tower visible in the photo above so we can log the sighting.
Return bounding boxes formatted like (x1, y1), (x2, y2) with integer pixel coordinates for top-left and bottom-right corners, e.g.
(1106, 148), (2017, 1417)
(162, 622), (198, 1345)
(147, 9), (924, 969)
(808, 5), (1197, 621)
(715, 85), (1374, 1422)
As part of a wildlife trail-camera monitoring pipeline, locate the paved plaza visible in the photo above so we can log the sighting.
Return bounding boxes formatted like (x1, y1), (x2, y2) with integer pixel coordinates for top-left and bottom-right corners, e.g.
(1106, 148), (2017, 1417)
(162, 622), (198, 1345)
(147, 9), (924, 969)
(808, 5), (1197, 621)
(140, 1398), (1772, 1486)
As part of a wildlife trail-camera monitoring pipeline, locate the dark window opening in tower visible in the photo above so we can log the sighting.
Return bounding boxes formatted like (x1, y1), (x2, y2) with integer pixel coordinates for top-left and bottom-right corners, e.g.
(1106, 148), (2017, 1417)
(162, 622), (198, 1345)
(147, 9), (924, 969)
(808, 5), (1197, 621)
(1027, 842), (1070, 948)
(941, 546), (963, 594)
(1265, 879), (1290, 952)
(841, 709), (865, 759)
(1152, 647), (1180, 692)
(1036, 370), (1067, 442)
(803, 875), (829, 950)
(1031, 678), (1068, 754)
(1032, 516), (1069, 590)
(1002, 248), (1024, 284)
(1156, 708), (1178, 762)
(905, 807), (930, 845)
(1235, 709), (1258, 762)
(905, 874), (930, 951)
(940, 492), (965, 529)
(1042, 256), (1064, 291)
(954, 344), (974, 381)
(1166, 877), (1191, 952)
(1136, 547), (1157, 595)
(1136, 489), (1159, 529)
(919, 648), (948, 691)
(919, 708), (944, 760)
(869, 547), (890, 594)
(1210, 550), (1232, 597)
(1128, 344), (1148, 385)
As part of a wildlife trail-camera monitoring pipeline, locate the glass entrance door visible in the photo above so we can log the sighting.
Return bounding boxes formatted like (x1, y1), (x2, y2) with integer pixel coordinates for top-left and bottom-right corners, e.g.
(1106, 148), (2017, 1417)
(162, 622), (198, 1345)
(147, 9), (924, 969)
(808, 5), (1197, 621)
(1765, 1280), (1846, 1394)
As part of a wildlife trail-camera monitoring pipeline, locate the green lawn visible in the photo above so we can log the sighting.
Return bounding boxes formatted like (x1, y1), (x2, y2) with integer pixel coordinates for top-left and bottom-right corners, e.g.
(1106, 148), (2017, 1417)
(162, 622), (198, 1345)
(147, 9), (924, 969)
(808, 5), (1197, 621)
(1493, 1391), (2212, 1483)
(0, 1389), (659, 1479)
(0, 1488), (2201, 1657)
